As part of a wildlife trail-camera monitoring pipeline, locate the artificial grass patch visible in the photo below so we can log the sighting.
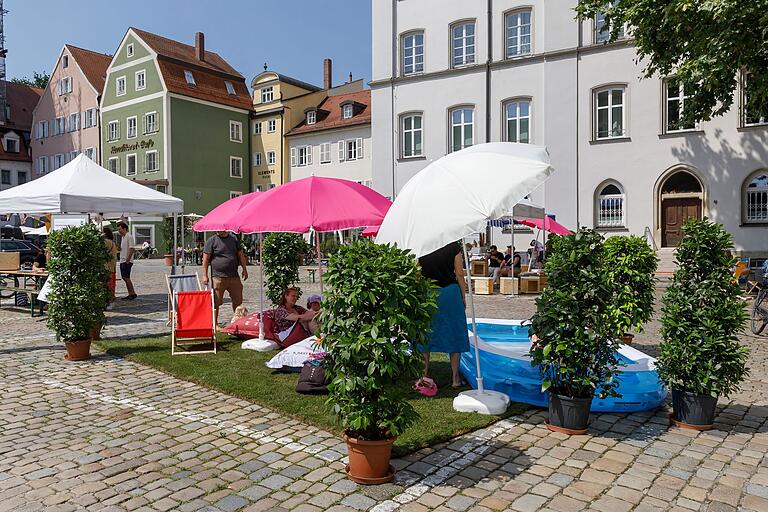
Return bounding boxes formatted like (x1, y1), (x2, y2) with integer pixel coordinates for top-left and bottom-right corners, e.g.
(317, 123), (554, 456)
(97, 336), (526, 456)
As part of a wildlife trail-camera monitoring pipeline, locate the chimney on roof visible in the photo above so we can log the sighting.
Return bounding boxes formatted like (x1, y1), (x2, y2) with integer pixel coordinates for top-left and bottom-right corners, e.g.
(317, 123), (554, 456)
(195, 32), (205, 62)
(348, 72), (353, 83)
(323, 58), (332, 90)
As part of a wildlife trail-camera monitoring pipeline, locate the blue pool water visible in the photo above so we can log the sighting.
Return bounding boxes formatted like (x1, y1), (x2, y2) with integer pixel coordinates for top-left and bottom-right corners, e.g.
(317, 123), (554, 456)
(459, 321), (667, 413)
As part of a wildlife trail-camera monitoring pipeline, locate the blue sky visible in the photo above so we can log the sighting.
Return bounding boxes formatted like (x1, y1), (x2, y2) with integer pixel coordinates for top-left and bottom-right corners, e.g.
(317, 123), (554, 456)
(6, 0), (372, 89)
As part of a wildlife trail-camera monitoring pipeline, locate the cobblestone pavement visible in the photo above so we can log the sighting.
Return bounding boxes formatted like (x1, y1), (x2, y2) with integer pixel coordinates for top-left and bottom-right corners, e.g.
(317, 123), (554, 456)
(1, 261), (768, 511)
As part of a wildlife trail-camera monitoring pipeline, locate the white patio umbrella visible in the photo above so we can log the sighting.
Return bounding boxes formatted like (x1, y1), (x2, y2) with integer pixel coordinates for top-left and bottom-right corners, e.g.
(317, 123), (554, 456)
(376, 142), (554, 415)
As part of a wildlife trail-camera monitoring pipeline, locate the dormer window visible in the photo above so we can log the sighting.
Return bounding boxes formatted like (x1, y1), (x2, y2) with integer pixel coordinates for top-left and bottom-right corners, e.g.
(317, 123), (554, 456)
(306, 110), (316, 125)
(261, 86), (274, 103)
(127, 43), (134, 58)
(225, 81), (236, 95)
(342, 104), (353, 119)
(184, 70), (196, 86)
(4, 137), (18, 153)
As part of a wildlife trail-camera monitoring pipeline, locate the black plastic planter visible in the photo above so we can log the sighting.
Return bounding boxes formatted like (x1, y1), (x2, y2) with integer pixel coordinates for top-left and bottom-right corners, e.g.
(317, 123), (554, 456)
(671, 389), (718, 430)
(547, 393), (592, 434)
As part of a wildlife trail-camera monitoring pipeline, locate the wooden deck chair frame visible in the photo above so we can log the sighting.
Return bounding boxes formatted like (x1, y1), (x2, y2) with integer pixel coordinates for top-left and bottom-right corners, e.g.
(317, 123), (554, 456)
(165, 273), (202, 326)
(171, 289), (217, 355)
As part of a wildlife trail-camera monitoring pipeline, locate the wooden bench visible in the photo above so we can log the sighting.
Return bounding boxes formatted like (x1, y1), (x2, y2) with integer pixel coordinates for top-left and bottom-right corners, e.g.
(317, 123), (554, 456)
(306, 267), (326, 283)
(0, 283), (44, 316)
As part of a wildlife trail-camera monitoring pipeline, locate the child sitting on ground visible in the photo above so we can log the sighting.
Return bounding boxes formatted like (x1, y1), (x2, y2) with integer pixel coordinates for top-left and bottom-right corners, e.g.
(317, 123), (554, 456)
(230, 305), (248, 325)
(303, 294), (321, 335)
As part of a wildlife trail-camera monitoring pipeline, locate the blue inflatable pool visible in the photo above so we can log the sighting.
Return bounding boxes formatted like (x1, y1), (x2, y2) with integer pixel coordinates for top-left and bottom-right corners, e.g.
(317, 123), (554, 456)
(459, 319), (667, 413)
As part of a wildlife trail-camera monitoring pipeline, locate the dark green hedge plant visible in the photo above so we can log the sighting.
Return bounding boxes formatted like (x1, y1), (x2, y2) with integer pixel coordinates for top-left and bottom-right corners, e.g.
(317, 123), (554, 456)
(657, 219), (749, 397)
(604, 235), (658, 334)
(529, 229), (623, 399)
(321, 240), (437, 440)
(262, 232), (308, 305)
(47, 225), (110, 342)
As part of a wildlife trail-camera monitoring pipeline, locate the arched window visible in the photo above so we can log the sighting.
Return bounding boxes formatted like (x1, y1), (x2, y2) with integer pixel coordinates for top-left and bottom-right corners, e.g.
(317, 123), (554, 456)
(744, 171), (768, 223)
(504, 99), (531, 143)
(596, 181), (625, 227)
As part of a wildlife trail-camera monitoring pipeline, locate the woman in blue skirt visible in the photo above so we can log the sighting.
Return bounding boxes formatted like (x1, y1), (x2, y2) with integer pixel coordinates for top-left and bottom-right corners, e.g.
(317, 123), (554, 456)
(419, 241), (471, 388)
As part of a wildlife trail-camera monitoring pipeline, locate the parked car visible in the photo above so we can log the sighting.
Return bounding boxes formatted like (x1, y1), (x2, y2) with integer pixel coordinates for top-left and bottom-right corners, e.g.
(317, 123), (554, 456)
(0, 239), (41, 265)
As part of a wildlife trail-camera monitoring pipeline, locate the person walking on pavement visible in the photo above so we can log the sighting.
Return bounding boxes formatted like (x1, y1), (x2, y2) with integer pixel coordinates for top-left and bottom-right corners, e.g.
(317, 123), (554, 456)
(202, 230), (248, 325)
(117, 222), (137, 300)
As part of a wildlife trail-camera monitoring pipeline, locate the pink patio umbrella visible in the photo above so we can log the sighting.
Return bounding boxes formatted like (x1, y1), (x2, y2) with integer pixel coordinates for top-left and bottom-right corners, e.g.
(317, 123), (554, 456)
(361, 226), (379, 237)
(192, 191), (262, 232)
(519, 216), (571, 235)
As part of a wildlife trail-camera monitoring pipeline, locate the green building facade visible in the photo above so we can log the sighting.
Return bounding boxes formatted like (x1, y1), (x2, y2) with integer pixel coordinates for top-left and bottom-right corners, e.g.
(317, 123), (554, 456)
(100, 28), (252, 249)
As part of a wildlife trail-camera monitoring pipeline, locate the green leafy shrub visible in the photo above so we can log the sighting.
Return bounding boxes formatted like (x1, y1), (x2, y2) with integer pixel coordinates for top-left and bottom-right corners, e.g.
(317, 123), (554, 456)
(320, 237), (340, 257)
(262, 232), (308, 305)
(604, 235), (658, 334)
(321, 240), (437, 440)
(529, 229), (623, 399)
(657, 219), (749, 397)
(47, 225), (110, 341)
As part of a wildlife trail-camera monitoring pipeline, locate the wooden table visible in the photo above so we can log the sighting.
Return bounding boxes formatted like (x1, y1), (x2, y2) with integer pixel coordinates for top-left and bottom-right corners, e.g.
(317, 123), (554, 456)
(306, 267), (327, 283)
(0, 270), (48, 316)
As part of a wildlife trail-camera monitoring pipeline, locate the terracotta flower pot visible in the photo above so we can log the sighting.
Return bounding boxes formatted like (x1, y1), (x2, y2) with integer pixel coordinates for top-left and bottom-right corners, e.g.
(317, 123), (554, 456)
(164, 254), (174, 266)
(64, 339), (92, 361)
(344, 434), (395, 485)
(621, 333), (634, 345)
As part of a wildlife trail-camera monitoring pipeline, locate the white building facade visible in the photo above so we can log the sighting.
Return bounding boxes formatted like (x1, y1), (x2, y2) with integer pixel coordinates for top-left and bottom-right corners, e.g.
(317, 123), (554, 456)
(371, 0), (768, 256)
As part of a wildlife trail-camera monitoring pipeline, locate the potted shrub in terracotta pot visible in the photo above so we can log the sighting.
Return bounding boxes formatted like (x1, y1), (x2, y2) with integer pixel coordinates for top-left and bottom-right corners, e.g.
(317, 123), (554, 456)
(604, 235), (658, 344)
(657, 219), (748, 430)
(320, 240), (436, 484)
(530, 229), (623, 434)
(47, 225), (110, 361)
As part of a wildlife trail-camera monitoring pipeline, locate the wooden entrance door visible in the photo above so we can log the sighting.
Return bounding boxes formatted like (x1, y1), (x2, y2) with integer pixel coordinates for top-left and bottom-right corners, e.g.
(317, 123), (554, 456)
(661, 197), (702, 247)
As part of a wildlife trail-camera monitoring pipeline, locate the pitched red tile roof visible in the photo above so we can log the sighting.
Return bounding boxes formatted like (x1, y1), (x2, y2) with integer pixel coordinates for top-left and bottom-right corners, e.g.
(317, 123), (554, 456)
(286, 89), (370, 136)
(131, 28), (251, 110)
(5, 81), (43, 131)
(66, 45), (111, 93)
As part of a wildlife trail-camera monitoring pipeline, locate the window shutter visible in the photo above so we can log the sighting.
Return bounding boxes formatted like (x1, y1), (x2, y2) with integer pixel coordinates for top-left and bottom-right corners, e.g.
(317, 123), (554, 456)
(290, 147), (297, 167)
(338, 141), (346, 161)
(356, 138), (364, 159)
(306, 146), (313, 165)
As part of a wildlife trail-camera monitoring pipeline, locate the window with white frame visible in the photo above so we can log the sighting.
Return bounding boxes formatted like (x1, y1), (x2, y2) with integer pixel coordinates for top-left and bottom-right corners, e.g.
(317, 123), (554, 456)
(37, 120), (48, 139)
(57, 77), (72, 95)
(156, 185), (167, 194)
(68, 151), (78, 162)
(225, 81), (236, 95)
(306, 110), (316, 125)
(505, 10), (532, 58)
(116, 76), (126, 96)
(504, 99), (531, 143)
(665, 79), (695, 132)
(261, 86), (274, 103)
(83, 109), (96, 128)
(339, 138), (364, 161)
(594, 87), (626, 139)
(84, 148), (96, 161)
(253, 121), (262, 134)
(320, 143), (331, 163)
(254, 185), (263, 192)
(253, 152), (262, 166)
(595, 1), (625, 43)
(68, 112), (80, 132)
(108, 157), (119, 173)
(291, 145), (313, 167)
(744, 172), (768, 223)
(17, 171), (27, 185)
(269, 184), (276, 189)
(184, 70), (196, 86)
(54, 116), (65, 136)
(133, 225), (154, 248)
(230, 156), (243, 178)
(267, 151), (276, 165)
(267, 119), (276, 132)
(4, 137), (18, 153)
(229, 121), (243, 142)
(54, 154), (65, 169)
(36, 156), (49, 175)
(0, 170), (8, 185)
(451, 22), (475, 67)
(135, 69), (146, 91)
(126, 43), (134, 58)
(145, 150), (158, 172)
(145, 111), (157, 133)
(449, 107), (474, 152)
(342, 104), (353, 119)
(596, 182), (626, 227)
(401, 113), (423, 158)
(401, 31), (425, 76)
(126, 154), (137, 176)
(230, 191), (243, 199)
(127, 116), (137, 138)
(743, 73), (768, 127)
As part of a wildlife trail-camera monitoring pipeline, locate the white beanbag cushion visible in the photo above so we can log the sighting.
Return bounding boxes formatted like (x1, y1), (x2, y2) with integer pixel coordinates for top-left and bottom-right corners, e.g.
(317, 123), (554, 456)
(241, 338), (280, 352)
(266, 337), (322, 369)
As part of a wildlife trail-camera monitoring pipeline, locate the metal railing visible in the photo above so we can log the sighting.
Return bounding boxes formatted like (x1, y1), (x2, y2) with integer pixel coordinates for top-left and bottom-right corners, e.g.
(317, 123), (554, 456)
(644, 226), (659, 251)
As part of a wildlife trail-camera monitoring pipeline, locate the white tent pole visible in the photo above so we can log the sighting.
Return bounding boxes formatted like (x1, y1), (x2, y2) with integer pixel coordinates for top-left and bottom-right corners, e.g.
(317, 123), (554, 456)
(172, 214), (178, 275)
(258, 232), (265, 340)
(315, 229), (323, 295)
(462, 238), (484, 393)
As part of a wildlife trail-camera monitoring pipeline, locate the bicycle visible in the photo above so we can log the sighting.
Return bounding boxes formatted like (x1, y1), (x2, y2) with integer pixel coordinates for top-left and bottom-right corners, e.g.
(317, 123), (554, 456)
(752, 280), (768, 335)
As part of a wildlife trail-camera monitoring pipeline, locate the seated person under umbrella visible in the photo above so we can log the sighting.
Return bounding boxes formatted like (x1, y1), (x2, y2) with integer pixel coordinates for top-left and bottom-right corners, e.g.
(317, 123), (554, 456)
(272, 287), (318, 345)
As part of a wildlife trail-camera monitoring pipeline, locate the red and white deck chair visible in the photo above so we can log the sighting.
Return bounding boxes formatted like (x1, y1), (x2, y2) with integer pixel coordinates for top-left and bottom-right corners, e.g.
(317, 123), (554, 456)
(171, 290), (217, 355)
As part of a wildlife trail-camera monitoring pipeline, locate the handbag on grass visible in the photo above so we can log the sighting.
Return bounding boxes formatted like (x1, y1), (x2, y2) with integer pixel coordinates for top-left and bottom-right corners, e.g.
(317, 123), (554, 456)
(296, 358), (328, 394)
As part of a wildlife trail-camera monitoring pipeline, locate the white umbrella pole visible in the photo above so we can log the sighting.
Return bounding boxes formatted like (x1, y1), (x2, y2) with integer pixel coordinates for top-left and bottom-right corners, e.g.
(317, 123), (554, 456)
(315, 230), (323, 295)
(463, 240), (484, 393)
(258, 232), (265, 341)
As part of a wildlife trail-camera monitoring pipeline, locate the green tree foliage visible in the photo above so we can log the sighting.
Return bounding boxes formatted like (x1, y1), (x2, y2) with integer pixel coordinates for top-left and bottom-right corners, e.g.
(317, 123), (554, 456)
(575, 0), (768, 125)
(46, 225), (110, 341)
(262, 232), (308, 305)
(657, 219), (749, 397)
(12, 71), (50, 89)
(604, 235), (658, 334)
(530, 229), (624, 399)
(321, 240), (437, 440)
